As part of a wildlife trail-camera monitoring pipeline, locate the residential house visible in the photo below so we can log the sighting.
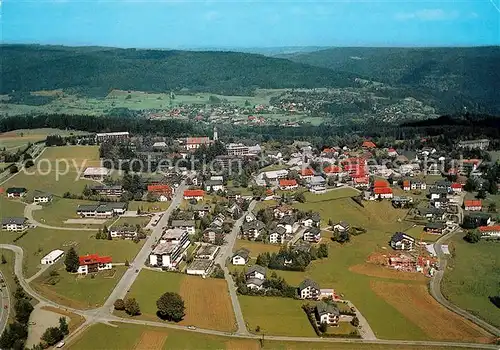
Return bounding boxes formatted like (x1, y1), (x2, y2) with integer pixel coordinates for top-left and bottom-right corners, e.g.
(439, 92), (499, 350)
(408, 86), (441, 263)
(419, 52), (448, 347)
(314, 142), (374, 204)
(246, 278), (265, 290)
(1, 217), (28, 232)
(109, 226), (138, 239)
(299, 168), (315, 180)
(303, 227), (321, 243)
(402, 180), (411, 191)
(205, 179), (225, 192)
(241, 220), (265, 240)
(273, 205), (294, 219)
(269, 226), (287, 244)
(390, 232), (415, 251)
(147, 184), (173, 201)
(458, 139), (490, 150)
(149, 228), (191, 269)
(435, 180), (452, 192)
(309, 176), (326, 193)
(90, 185), (124, 197)
(191, 204), (210, 218)
(33, 191), (52, 203)
(301, 213), (320, 228)
(203, 227), (222, 244)
(387, 148), (398, 157)
(6, 187), (27, 198)
(298, 279), (320, 300)
(171, 220), (196, 235)
(464, 200), (482, 211)
(430, 188), (448, 201)
(279, 179), (298, 191)
(246, 265), (266, 280)
(424, 222), (445, 234)
(333, 222), (349, 233)
(278, 215), (296, 234)
(77, 254), (113, 275)
(184, 136), (212, 151)
(450, 183), (462, 193)
(232, 248), (250, 265)
(418, 207), (446, 221)
(410, 180), (427, 191)
(362, 140), (376, 149)
(76, 202), (127, 218)
(183, 189), (205, 201)
(323, 165), (343, 178)
(373, 187), (393, 199)
(186, 259), (214, 277)
(226, 203), (242, 218)
(315, 302), (340, 325)
(41, 250), (64, 265)
(195, 244), (220, 260)
(478, 225), (500, 238)
(353, 177), (370, 189)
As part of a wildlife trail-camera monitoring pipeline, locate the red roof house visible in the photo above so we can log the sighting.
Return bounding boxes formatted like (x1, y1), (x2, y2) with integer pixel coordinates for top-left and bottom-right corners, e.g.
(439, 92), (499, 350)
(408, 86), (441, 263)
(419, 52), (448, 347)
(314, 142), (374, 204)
(450, 183), (462, 192)
(478, 225), (500, 236)
(300, 168), (315, 178)
(324, 165), (342, 174)
(362, 141), (377, 149)
(279, 179), (298, 189)
(147, 184), (173, 194)
(78, 254), (113, 274)
(402, 180), (410, 191)
(373, 187), (393, 198)
(183, 189), (205, 199)
(464, 200), (482, 211)
(373, 180), (389, 188)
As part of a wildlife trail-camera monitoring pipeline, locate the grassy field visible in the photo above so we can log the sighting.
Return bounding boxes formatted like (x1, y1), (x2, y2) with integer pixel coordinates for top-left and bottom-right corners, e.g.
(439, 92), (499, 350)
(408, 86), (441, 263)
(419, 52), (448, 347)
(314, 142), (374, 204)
(32, 197), (101, 228)
(0, 128), (88, 149)
(127, 200), (171, 213)
(0, 196), (26, 218)
(69, 322), (475, 350)
(234, 240), (281, 256)
(0, 226), (143, 278)
(122, 270), (236, 332)
(239, 296), (316, 336)
(32, 263), (127, 309)
(1, 146), (100, 196)
(442, 234), (500, 329)
(303, 187), (360, 204)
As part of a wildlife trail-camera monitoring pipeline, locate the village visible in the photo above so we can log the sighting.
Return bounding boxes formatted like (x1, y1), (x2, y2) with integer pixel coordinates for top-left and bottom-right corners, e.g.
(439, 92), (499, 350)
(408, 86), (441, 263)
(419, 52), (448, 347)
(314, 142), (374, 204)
(0, 126), (498, 349)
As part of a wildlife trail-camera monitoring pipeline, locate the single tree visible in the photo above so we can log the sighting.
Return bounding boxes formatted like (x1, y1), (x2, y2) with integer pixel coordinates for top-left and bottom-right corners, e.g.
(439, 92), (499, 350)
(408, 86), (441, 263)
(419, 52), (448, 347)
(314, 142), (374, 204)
(156, 292), (185, 322)
(319, 322), (328, 333)
(488, 202), (497, 213)
(95, 228), (102, 240)
(1, 254), (6, 264)
(114, 298), (125, 311)
(124, 298), (141, 316)
(464, 230), (481, 243)
(351, 316), (360, 327)
(41, 327), (64, 346)
(64, 247), (80, 273)
(59, 317), (69, 336)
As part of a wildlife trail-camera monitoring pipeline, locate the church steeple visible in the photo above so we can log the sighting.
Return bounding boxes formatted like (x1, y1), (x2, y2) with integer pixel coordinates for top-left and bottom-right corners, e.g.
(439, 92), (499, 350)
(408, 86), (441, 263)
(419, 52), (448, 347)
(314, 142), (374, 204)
(213, 126), (218, 141)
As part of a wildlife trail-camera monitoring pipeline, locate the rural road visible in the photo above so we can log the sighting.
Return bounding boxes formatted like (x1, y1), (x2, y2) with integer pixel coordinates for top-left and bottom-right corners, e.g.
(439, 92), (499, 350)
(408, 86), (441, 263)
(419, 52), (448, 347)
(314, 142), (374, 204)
(0, 243), (499, 349)
(217, 200), (257, 336)
(431, 229), (500, 337)
(24, 204), (96, 231)
(0, 270), (11, 336)
(99, 180), (188, 315)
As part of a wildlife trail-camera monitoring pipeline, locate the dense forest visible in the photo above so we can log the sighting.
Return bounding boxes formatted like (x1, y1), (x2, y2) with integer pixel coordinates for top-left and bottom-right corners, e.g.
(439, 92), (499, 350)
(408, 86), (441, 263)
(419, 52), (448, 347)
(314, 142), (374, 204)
(281, 46), (500, 114)
(0, 45), (358, 97)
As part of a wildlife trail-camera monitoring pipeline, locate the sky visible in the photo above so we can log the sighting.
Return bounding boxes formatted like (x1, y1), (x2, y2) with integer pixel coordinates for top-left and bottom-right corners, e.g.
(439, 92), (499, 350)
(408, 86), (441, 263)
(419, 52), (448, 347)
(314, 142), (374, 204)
(1, 0), (499, 48)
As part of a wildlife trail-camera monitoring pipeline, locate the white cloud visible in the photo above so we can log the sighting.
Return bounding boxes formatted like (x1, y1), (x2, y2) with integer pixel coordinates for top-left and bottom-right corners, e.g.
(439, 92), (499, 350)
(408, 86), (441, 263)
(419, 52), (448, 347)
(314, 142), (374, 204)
(395, 9), (459, 21)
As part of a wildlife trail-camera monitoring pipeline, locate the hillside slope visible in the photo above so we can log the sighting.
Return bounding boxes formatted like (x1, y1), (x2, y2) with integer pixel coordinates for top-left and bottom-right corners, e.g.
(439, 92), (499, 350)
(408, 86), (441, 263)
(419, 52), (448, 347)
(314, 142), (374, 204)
(281, 47), (500, 113)
(0, 45), (358, 97)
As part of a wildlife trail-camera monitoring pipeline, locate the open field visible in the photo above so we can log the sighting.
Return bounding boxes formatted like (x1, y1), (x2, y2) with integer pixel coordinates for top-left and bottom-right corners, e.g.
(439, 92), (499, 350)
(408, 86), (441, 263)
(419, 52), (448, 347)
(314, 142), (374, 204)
(123, 270), (236, 332)
(128, 201), (171, 213)
(0, 197), (26, 218)
(253, 200), (278, 212)
(0, 128), (88, 149)
(32, 197), (103, 228)
(1, 146), (100, 196)
(134, 330), (168, 350)
(370, 280), (494, 342)
(0, 226), (143, 278)
(442, 235), (500, 328)
(348, 264), (427, 282)
(32, 264), (127, 309)
(302, 187), (360, 204)
(234, 240), (281, 256)
(69, 322), (475, 350)
(238, 296), (316, 336)
(112, 216), (151, 228)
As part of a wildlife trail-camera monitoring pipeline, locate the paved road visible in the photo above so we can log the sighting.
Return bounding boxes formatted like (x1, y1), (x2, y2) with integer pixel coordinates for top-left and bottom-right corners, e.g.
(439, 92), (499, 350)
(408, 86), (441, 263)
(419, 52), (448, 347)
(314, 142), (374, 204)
(99, 180), (188, 315)
(431, 229), (500, 337)
(1, 243), (498, 349)
(216, 200), (256, 335)
(0, 271), (11, 336)
(342, 300), (376, 340)
(24, 204), (96, 231)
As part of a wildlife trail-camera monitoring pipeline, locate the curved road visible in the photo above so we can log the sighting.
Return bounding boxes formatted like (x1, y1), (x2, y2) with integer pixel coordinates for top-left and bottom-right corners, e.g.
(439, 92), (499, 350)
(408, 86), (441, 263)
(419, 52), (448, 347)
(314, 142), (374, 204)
(24, 204), (95, 231)
(0, 244), (498, 349)
(431, 229), (500, 337)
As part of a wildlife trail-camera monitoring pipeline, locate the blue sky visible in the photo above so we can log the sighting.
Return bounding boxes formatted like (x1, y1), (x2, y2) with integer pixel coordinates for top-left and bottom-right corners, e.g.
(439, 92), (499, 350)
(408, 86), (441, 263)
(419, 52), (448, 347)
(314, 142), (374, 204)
(2, 0), (499, 48)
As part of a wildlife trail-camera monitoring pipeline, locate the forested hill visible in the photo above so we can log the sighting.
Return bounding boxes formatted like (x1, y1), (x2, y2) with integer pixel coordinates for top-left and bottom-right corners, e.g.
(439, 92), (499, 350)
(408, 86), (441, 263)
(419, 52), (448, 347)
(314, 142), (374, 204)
(280, 46), (500, 113)
(0, 45), (358, 97)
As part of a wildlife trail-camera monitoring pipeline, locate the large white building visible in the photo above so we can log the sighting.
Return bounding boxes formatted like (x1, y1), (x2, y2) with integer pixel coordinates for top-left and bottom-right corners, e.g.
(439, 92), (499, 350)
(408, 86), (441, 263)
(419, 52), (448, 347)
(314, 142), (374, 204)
(95, 131), (130, 143)
(41, 249), (65, 265)
(149, 228), (190, 269)
(1, 217), (28, 232)
(227, 143), (250, 156)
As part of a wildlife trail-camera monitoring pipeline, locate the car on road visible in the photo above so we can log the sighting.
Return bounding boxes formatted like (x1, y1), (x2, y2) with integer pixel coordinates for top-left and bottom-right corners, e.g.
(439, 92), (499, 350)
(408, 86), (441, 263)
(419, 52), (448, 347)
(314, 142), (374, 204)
(56, 341), (65, 348)
(187, 325), (196, 330)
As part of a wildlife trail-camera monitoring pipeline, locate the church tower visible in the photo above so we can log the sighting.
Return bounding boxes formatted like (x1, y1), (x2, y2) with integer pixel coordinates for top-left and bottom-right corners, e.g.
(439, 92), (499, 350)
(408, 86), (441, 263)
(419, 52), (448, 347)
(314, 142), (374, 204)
(213, 126), (218, 141)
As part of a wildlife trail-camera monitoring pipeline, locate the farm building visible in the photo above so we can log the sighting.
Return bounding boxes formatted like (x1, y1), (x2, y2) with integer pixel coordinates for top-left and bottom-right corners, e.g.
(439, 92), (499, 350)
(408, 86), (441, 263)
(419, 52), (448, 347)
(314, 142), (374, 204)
(147, 184), (173, 200)
(41, 249), (65, 265)
(205, 179), (224, 192)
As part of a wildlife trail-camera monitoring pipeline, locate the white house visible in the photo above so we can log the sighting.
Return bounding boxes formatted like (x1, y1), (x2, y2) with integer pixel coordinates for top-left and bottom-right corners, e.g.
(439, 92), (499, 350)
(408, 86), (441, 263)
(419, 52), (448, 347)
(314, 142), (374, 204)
(303, 227), (321, 243)
(41, 249), (65, 265)
(33, 192), (53, 203)
(149, 228), (191, 269)
(1, 217), (28, 232)
(205, 179), (225, 192)
(170, 220), (196, 235)
(315, 302), (340, 325)
(269, 226), (287, 244)
(390, 232), (415, 251)
(333, 222), (349, 233)
(245, 265), (266, 280)
(232, 248), (250, 265)
(298, 279), (320, 300)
